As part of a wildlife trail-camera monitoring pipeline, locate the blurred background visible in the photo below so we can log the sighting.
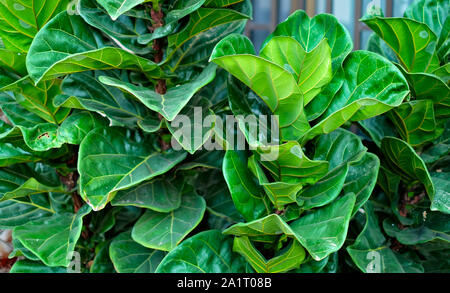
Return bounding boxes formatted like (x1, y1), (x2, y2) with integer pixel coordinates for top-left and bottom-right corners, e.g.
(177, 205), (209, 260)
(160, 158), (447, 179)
(245, 0), (415, 51)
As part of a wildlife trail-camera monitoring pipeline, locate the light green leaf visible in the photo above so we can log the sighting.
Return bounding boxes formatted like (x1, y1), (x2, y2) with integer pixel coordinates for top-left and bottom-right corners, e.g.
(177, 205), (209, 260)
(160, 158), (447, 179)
(10, 259), (67, 273)
(264, 9), (353, 73)
(259, 37), (332, 105)
(210, 34), (310, 141)
(233, 237), (305, 273)
(97, 0), (147, 20)
(131, 192), (206, 251)
(404, 0), (449, 37)
(0, 200), (52, 229)
(430, 172), (450, 213)
(0, 0), (70, 52)
(78, 127), (187, 210)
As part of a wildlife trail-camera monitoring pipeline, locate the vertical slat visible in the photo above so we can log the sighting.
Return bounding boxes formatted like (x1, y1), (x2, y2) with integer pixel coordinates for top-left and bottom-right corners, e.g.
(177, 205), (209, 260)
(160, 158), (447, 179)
(271, 0), (279, 30)
(326, 0), (333, 13)
(290, 0), (304, 13)
(354, 0), (362, 50)
(386, 0), (393, 17)
(306, 0), (315, 16)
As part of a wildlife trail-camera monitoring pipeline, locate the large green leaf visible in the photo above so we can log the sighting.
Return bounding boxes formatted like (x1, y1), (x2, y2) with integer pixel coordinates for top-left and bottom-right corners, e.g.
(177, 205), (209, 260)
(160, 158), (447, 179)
(90, 241), (115, 273)
(78, 127), (187, 210)
(99, 63), (217, 121)
(264, 9), (353, 73)
(223, 214), (293, 238)
(155, 230), (248, 273)
(79, 0), (151, 54)
(381, 137), (435, 199)
(59, 71), (162, 133)
(388, 99), (440, 146)
(259, 36), (332, 105)
(290, 193), (356, 260)
(233, 237), (305, 273)
(96, 0), (147, 20)
(358, 115), (398, 147)
(210, 34), (310, 141)
(361, 16), (440, 73)
(26, 11), (163, 84)
(111, 176), (183, 212)
(131, 192), (206, 251)
(301, 51), (409, 143)
(10, 259), (67, 273)
(223, 150), (269, 222)
(0, 48), (27, 75)
(13, 204), (91, 267)
(347, 202), (424, 273)
(404, 0), (449, 37)
(109, 231), (166, 273)
(0, 0), (70, 53)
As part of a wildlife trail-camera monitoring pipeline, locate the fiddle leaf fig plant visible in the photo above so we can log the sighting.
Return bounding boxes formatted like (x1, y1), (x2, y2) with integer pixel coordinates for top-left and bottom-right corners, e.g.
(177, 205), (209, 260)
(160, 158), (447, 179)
(0, 0), (447, 274)
(353, 0), (450, 273)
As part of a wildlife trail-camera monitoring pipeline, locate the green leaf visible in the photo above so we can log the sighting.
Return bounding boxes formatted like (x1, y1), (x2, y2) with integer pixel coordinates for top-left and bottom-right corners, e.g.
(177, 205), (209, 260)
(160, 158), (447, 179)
(0, 163), (64, 201)
(359, 115), (397, 147)
(111, 176), (183, 212)
(131, 192), (206, 251)
(165, 6), (251, 68)
(26, 11), (163, 84)
(10, 259), (67, 273)
(59, 71), (162, 133)
(347, 202), (424, 273)
(259, 37), (332, 105)
(361, 16), (440, 73)
(78, 127), (187, 210)
(404, 0), (449, 37)
(57, 111), (109, 145)
(388, 99), (440, 146)
(13, 204), (92, 267)
(90, 241), (115, 273)
(109, 231), (166, 273)
(290, 193), (356, 260)
(137, 0), (208, 44)
(0, 200), (52, 229)
(99, 63), (217, 121)
(264, 9), (353, 73)
(256, 141), (329, 185)
(430, 172), (450, 213)
(1, 77), (70, 124)
(0, 0), (70, 52)
(0, 48), (27, 75)
(0, 143), (40, 166)
(366, 33), (398, 62)
(343, 153), (380, 216)
(223, 150), (269, 222)
(297, 164), (349, 210)
(301, 51), (409, 143)
(97, 0), (147, 20)
(233, 237), (305, 273)
(210, 34), (310, 141)
(313, 129), (367, 170)
(223, 214), (293, 240)
(383, 215), (450, 245)
(156, 230), (248, 273)
(79, 0), (151, 54)
(381, 137), (435, 199)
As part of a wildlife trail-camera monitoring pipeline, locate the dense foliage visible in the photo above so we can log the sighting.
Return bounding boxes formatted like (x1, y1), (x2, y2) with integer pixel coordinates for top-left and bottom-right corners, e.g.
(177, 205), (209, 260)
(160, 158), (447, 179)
(0, 0), (447, 273)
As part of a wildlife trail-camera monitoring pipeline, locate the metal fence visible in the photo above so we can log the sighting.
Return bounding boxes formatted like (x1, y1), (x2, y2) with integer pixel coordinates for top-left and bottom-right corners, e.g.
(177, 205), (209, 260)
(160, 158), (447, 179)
(246, 0), (415, 51)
